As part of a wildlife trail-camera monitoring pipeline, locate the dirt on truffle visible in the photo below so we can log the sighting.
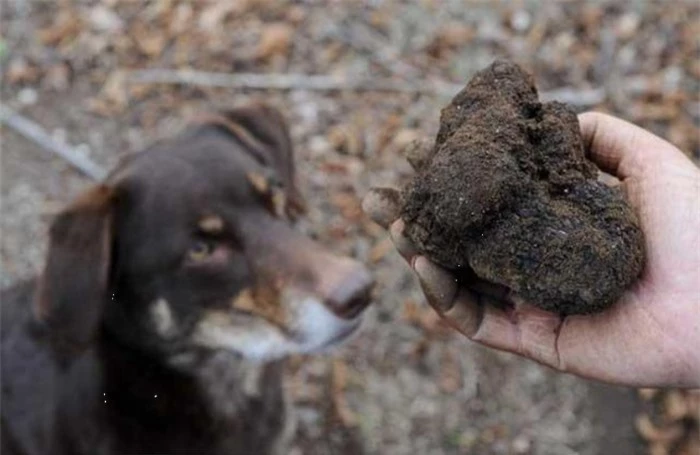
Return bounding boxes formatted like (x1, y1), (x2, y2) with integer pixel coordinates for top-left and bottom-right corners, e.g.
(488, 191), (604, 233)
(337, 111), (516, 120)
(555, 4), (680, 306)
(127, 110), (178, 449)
(401, 60), (645, 315)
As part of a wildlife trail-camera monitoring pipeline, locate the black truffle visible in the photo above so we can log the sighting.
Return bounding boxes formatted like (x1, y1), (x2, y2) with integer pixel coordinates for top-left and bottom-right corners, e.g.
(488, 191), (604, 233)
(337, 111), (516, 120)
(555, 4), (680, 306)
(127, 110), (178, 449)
(401, 60), (645, 315)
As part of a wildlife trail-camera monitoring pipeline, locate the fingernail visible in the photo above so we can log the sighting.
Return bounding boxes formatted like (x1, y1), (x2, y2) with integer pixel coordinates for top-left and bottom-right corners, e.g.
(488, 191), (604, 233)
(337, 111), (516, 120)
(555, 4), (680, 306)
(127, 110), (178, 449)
(442, 289), (483, 337)
(362, 188), (401, 229)
(413, 256), (458, 312)
(390, 219), (418, 260)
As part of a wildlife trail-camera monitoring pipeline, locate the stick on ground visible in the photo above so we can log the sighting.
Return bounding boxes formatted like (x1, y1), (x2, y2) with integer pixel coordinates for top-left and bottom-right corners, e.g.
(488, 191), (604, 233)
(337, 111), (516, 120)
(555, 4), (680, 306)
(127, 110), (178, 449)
(127, 69), (606, 106)
(0, 106), (106, 181)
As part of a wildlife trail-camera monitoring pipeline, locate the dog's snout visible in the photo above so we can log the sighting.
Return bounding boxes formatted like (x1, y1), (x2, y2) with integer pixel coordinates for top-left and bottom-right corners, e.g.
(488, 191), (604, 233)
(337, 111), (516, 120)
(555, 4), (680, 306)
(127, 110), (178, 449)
(323, 264), (373, 319)
(241, 214), (374, 319)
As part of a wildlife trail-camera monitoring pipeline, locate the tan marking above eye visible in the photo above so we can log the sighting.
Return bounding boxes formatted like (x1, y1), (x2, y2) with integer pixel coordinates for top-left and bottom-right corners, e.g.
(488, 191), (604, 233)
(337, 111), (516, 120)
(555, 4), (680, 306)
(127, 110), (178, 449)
(198, 215), (224, 234)
(246, 172), (288, 219)
(246, 172), (270, 196)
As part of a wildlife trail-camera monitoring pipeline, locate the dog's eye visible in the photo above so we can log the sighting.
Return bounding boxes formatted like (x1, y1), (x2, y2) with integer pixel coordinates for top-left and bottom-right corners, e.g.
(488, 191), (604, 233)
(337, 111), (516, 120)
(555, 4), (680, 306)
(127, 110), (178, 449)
(188, 241), (215, 261)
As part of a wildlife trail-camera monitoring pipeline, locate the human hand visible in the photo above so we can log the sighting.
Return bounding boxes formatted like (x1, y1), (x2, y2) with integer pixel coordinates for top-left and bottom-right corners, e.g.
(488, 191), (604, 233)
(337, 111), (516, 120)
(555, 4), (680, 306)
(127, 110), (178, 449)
(363, 112), (700, 387)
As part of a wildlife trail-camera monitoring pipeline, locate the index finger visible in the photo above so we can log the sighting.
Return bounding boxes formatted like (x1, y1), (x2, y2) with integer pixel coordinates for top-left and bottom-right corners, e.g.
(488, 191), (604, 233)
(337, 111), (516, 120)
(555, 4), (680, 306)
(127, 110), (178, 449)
(362, 187), (401, 229)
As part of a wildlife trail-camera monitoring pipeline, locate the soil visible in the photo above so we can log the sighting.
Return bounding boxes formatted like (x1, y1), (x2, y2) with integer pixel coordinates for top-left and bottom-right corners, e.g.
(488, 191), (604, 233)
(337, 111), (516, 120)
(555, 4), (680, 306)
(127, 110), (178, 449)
(402, 60), (645, 315)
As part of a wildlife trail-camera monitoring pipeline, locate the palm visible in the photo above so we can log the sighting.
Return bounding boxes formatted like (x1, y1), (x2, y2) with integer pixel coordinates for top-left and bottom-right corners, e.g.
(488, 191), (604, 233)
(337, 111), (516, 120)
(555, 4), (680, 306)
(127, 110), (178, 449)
(555, 148), (700, 386)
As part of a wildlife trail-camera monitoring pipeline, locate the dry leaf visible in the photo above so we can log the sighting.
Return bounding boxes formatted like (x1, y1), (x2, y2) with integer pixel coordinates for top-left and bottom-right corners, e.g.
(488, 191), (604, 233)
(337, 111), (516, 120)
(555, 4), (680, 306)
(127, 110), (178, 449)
(330, 192), (362, 221)
(43, 62), (72, 92)
(376, 115), (401, 152)
(427, 22), (475, 58)
(638, 388), (659, 401)
(369, 237), (394, 263)
(103, 71), (127, 107)
(256, 23), (294, 61)
(328, 125), (365, 156)
(332, 358), (357, 427)
(134, 24), (167, 58)
(319, 161), (349, 174)
(169, 3), (194, 36)
(89, 70), (127, 115)
(39, 11), (83, 46)
(664, 390), (689, 421)
(438, 346), (462, 393)
(286, 6), (306, 24)
(199, 3), (241, 30)
(6, 58), (40, 85)
(401, 299), (421, 326)
(635, 414), (684, 443)
(88, 5), (124, 32)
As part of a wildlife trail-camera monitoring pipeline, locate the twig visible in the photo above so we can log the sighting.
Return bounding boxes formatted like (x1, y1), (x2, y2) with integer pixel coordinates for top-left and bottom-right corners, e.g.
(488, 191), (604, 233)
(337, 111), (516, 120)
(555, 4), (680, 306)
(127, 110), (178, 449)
(126, 69), (606, 106)
(128, 69), (451, 94)
(539, 87), (606, 106)
(0, 106), (106, 181)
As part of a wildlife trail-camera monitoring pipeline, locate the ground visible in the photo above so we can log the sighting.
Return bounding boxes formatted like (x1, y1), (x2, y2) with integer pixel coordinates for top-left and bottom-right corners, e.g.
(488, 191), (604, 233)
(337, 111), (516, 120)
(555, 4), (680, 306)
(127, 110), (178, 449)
(1, 1), (698, 454)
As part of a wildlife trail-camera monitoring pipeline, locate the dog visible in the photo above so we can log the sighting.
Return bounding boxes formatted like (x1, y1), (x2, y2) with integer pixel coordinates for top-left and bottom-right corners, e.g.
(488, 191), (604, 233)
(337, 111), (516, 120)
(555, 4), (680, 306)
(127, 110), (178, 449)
(1, 103), (374, 455)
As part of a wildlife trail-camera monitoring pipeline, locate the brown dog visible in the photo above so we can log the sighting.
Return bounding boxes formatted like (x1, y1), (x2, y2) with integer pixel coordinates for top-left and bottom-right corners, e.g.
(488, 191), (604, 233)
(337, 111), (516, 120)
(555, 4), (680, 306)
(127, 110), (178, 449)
(1, 104), (373, 455)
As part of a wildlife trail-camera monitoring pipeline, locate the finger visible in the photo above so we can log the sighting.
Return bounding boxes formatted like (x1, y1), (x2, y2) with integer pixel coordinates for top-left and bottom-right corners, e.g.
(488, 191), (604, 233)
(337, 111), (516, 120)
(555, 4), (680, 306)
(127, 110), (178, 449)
(405, 138), (432, 171)
(389, 219), (418, 261)
(578, 112), (686, 180)
(362, 187), (401, 229)
(478, 300), (564, 369)
(440, 288), (485, 337)
(413, 256), (487, 336)
(412, 256), (459, 312)
(556, 298), (700, 387)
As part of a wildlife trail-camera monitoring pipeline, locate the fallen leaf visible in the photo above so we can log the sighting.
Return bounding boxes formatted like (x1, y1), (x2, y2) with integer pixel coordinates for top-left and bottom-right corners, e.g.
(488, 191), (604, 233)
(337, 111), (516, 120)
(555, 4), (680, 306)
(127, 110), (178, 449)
(38, 11), (83, 46)
(256, 23), (294, 61)
(664, 390), (689, 421)
(369, 237), (394, 263)
(6, 57), (40, 85)
(330, 192), (363, 221)
(133, 23), (168, 57)
(88, 70), (127, 115)
(87, 5), (124, 33)
(43, 62), (72, 92)
(328, 124), (364, 156)
(169, 3), (194, 36)
(635, 413), (683, 443)
(199, 2), (241, 30)
(438, 346), (462, 393)
(638, 388), (659, 401)
(332, 358), (357, 427)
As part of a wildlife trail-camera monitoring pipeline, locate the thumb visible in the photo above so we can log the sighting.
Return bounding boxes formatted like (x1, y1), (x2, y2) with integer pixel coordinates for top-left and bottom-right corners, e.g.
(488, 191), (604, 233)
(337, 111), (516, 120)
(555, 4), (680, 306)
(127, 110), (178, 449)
(578, 112), (689, 180)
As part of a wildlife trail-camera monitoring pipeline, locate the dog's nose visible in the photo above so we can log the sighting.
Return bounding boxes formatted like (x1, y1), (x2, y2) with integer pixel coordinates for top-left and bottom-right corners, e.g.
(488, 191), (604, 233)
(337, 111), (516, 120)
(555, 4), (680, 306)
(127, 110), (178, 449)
(324, 265), (374, 320)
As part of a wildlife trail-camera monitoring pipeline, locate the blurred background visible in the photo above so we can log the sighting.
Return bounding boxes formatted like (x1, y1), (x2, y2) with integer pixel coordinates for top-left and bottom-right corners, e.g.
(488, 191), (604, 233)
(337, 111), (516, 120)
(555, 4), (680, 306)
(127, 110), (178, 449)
(1, 1), (698, 454)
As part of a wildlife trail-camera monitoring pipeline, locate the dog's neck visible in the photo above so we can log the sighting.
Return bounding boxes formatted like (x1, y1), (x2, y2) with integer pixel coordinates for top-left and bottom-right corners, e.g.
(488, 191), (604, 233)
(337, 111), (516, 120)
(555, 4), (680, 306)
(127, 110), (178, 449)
(93, 331), (291, 453)
(98, 329), (285, 413)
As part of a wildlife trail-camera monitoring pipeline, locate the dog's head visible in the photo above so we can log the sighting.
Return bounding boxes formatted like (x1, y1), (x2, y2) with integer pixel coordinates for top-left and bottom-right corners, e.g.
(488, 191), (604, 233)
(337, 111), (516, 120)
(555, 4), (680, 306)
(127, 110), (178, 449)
(35, 103), (373, 363)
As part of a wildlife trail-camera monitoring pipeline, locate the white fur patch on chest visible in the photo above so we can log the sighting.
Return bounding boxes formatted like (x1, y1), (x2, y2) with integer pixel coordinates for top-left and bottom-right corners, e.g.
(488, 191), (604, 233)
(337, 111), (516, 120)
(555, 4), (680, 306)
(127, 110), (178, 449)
(150, 298), (178, 338)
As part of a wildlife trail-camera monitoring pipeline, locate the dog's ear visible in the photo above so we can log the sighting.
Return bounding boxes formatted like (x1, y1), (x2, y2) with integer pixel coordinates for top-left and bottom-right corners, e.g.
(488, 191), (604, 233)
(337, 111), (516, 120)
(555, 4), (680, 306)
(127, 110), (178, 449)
(203, 103), (306, 218)
(35, 185), (114, 351)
